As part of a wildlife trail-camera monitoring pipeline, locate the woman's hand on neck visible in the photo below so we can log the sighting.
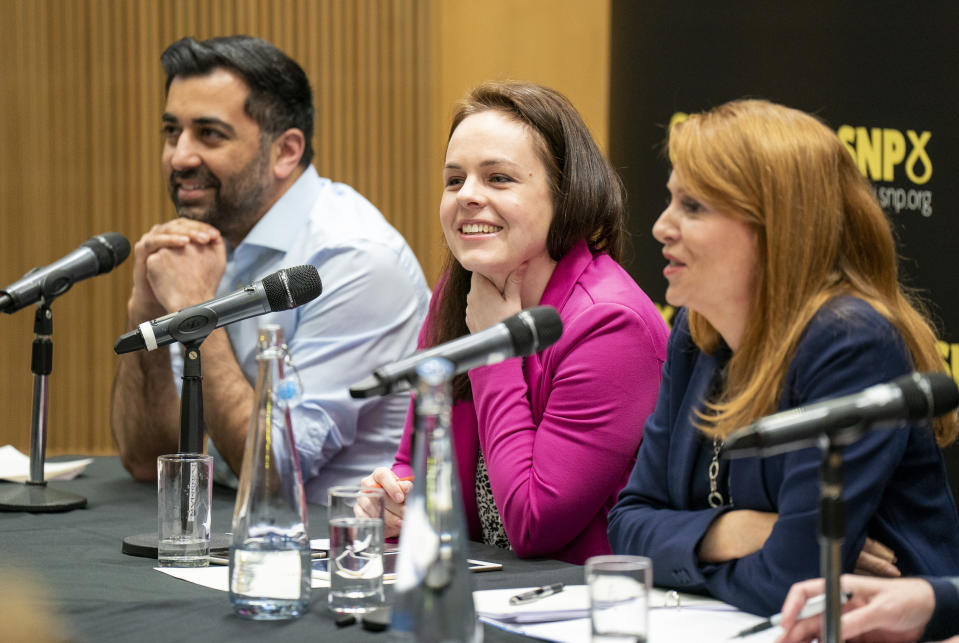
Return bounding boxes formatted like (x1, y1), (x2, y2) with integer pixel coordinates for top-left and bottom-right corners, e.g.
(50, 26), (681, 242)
(465, 254), (558, 334)
(465, 264), (528, 334)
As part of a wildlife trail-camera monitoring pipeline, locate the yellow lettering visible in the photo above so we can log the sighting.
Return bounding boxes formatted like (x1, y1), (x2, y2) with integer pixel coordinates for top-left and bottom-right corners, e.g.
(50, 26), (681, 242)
(655, 303), (676, 328)
(905, 130), (933, 184)
(881, 129), (906, 182)
(938, 340), (951, 369)
(938, 340), (959, 384)
(837, 125), (857, 160)
(837, 125), (933, 187)
(669, 112), (689, 134)
(952, 342), (959, 383)
(856, 127), (883, 181)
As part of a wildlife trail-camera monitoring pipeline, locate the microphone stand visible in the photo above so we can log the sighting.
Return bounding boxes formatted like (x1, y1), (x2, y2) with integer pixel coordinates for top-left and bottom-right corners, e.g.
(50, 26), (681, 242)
(817, 424), (865, 643)
(122, 337), (228, 557)
(818, 436), (843, 643)
(0, 302), (87, 512)
(179, 339), (206, 453)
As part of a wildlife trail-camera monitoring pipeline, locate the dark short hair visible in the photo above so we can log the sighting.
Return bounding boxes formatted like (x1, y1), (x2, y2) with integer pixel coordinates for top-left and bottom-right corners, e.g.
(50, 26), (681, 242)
(161, 35), (314, 167)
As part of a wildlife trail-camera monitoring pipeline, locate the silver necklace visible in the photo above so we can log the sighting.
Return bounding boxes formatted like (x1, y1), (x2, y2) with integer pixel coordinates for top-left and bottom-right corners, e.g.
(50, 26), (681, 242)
(706, 361), (732, 508)
(708, 438), (728, 508)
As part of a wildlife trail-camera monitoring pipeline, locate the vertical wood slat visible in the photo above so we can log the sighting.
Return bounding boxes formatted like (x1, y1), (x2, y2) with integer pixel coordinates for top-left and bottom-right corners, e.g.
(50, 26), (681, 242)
(0, 0), (608, 456)
(0, 1), (34, 455)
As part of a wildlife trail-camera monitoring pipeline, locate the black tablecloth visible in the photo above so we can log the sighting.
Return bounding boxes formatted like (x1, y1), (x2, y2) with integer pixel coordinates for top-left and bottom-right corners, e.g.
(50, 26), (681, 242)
(0, 457), (583, 642)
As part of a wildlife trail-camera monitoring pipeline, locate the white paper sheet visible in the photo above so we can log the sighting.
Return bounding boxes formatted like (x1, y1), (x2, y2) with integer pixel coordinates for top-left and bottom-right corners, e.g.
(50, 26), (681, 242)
(0, 445), (93, 482)
(475, 585), (730, 624)
(156, 564), (332, 590)
(483, 613), (780, 643)
(156, 540), (363, 592)
(476, 585), (780, 642)
(474, 585), (591, 622)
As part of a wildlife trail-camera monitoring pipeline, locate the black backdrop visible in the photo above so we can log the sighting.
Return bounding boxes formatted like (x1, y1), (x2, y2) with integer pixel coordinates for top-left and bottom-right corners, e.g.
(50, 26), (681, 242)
(609, 1), (959, 494)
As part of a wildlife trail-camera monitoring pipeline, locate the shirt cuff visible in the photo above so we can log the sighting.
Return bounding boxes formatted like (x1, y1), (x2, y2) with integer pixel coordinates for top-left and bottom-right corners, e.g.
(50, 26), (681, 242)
(921, 576), (959, 642)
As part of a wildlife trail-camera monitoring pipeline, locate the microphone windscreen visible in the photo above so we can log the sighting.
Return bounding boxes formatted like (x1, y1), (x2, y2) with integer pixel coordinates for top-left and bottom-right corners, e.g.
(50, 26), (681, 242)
(502, 306), (563, 355)
(263, 265), (323, 311)
(897, 372), (959, 419)
(83, 232), (131, 273)
(528, 305), (563, 349)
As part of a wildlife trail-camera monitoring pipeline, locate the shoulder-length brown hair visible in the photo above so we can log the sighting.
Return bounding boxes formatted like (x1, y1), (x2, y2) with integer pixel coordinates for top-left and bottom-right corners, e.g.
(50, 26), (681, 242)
(428, 81), (628, 400)
(670, 99), (956, 445)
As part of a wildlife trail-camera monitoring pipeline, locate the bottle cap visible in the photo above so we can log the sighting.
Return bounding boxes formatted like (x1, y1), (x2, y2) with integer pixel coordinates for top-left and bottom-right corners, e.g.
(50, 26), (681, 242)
(415, 358), (454, 386)
(257, 323), (285, 352)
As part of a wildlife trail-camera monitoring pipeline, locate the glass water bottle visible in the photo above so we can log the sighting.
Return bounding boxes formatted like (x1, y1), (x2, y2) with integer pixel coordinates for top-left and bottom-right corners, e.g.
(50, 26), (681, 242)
(229, 324), (311, 619)
(390, 358), (482, 642)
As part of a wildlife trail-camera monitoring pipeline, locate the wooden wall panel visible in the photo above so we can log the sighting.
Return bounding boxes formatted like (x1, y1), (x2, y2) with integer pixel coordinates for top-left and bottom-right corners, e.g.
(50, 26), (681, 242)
(437, 1), (610, 143)
(0, 0), (440, 456)
(428, 0), (611, 283)
(0, 0), (608, 456)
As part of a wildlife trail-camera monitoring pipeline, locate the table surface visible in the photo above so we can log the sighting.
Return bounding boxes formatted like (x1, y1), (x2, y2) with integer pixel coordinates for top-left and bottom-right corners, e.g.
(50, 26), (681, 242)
(0, 457), (584, 642)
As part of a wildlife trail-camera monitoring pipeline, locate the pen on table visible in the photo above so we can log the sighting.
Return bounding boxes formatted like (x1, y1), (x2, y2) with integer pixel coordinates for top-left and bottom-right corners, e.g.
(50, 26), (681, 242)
(730, 590), (852, 638)
(371, 475), (414, 489)
(509, 582), (565, 605)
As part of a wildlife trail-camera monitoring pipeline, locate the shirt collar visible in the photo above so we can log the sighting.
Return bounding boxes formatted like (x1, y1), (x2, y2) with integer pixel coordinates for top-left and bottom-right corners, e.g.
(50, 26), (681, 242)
(237, 165), (320, 254)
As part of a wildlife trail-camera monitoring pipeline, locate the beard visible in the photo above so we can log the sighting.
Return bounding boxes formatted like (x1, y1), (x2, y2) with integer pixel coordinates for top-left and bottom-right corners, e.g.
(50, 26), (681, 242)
(167, 143), (273, 243)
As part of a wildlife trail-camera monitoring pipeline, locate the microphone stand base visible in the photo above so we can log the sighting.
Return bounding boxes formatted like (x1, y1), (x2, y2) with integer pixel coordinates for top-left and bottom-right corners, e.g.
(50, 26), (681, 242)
(122, 532), (233, 559)
(0, 481), (87, 512)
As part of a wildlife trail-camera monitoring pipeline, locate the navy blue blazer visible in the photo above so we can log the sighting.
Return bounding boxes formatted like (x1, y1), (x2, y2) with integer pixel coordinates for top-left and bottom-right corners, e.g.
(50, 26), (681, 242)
(608, 297), (959, 615)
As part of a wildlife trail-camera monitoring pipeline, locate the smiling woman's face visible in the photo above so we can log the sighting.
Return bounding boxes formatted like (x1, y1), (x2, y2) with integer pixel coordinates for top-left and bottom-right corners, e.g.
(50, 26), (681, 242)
(439, 110), (555, 287)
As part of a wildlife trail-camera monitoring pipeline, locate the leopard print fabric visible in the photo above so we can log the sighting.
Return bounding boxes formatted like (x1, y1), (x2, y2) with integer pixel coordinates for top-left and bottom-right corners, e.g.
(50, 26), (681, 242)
(474, 450), (511, 550)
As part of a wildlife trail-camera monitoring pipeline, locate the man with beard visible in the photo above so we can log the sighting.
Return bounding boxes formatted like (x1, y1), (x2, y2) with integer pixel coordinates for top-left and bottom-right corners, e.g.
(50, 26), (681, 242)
(110, 36), (429, 505)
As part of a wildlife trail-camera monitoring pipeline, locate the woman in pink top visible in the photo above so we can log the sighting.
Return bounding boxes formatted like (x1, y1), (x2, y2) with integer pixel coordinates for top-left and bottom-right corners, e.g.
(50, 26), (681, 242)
(362, 81), (668, 564)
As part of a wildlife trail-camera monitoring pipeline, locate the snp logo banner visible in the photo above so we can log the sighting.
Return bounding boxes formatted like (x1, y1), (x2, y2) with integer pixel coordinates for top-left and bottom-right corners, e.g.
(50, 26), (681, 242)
(669, 113), (936, 219)
(838, 126), (934, 217)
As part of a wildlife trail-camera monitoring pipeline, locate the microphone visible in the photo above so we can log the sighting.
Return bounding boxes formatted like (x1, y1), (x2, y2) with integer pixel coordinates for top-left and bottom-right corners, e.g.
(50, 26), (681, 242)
(0, 232), (130, 313)
(349, 305), (563, 398)
(725, 372), (959, 458)
(114, 265), (322, 354)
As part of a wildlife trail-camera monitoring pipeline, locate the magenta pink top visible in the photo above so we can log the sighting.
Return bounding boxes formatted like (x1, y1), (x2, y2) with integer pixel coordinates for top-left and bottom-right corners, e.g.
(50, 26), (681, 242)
(392, 240), (668, 564)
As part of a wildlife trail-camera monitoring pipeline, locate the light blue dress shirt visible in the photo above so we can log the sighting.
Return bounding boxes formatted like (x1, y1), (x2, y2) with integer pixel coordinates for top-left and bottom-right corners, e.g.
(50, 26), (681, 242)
(172, 166), (429, 504)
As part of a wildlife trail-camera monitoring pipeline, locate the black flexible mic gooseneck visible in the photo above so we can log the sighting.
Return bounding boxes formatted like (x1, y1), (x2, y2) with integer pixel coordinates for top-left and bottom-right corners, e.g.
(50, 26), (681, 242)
(113, 264), (323, 354)
(724, 371), (959, 458)
(0, 232), (130, 313)
(349, 305), (564, 398)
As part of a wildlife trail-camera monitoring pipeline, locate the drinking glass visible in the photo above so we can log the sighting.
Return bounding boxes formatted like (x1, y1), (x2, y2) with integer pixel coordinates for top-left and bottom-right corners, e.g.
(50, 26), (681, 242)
(327, 485), (386, 614)
(157, 453), (213, 567)
(586, 554), (652, 642)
